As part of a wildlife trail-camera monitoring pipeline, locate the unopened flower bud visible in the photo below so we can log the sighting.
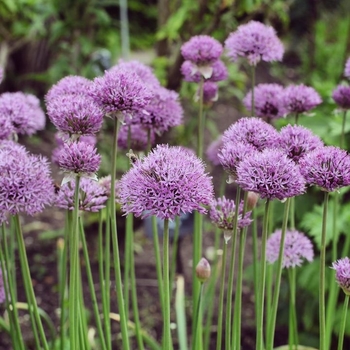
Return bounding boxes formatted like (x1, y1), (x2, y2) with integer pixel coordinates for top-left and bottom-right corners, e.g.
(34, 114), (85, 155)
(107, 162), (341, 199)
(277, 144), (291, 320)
(247, 191), (260, 210)
(196, 258), (211, 282)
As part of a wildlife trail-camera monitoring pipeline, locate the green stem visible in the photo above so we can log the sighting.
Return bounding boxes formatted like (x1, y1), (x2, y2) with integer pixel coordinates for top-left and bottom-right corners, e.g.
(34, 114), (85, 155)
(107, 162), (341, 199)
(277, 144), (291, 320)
(170, 216), (180, 296)
(110, 117), (130, 350)
(79, 217), (107, 350)
(14, 214), (49, 349)
(193, 282), (204, 350)
(289, 197), (295, 230)
(319, 191), (330, 350)
(252, 206), (259, 332)
(266, 198), (291, 350)
(124, 212), (133, 322)
(251, 65), (256, 117)
(216, 238), (228, 350)
(287, 268), (299, 349)
(256, 199), (271, 350)
(337, 294), (349, 350)
(163, 218), (173, 349)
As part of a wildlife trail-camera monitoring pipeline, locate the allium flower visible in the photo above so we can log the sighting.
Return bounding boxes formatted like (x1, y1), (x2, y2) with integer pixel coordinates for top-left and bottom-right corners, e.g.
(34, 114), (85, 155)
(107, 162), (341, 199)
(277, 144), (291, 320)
(99, 175), (115, 198)
(196, 258), (211, 282)
(299, 146), (350, 192)
(55, 178), (108, 212)
(222, 117), (278, 151)
(225, 20), (284, 66)
(243, 83), (286, 120)
(236, 148), (306, 200)
(218, 141), (256, 182)
(111, 60), (160, 87)
(128, 86), (183, 134)
(118, 124), (155, 151)
(56, 141), (101, 179)
(119, 144), (214, 220)
(181, 35), (223, 66)
(0, 92), (45, 138)
(89, 69), (153, 117)
(344, 58), (350, 79)
(283, 84), (322, 114)
(0, 267), (5, 303)
(181, 60), (228, 83)
(273, 124), (324, 163)
(209, 196), (252, 231)
(267, 229), (314, 268)
(332, 85), (350, 110)
(45, 75), (92, 102)
(0, 141), (54, 220)
(332, 257), (350, 295)
(46, 94), (103, 136)
(206, 136), (223, 166)
(195, 82), (218, 105)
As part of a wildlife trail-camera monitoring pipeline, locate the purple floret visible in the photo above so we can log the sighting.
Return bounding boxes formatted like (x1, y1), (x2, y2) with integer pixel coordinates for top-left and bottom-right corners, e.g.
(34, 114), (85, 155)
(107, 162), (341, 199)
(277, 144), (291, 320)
(196, 82), (219, 105)
(332, 85), (350, 110)
(283, 84), (322, 114)
(299, 146), (350, 192)
(243, 83), (286, 120)
(119, 144), (214, 220)
(181, 60), (228, 83)
(332, 257), (350, 295)
(206, 136), (224, 166)
(273, 124), (324, 163)
(267, 229), (314, 268)
(118, 124), (155, 151)
(225, 20), (284, 66)
(236, 148), (306, 200)
(222, 117), (278, 151)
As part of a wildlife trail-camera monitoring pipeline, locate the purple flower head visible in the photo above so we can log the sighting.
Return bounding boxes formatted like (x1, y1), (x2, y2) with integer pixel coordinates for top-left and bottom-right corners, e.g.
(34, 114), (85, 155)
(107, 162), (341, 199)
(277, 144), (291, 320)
(47, 94), (103, 136)
(236, 148), (306, 200)
(195, 82), (218, 105)
(273, 124), (324, 163)
(206, 136), (224, 166)
(89, 69), (153, 117)
(299, 146), (350, 192)
(219, 141), (257, 182)
(243, 83), (286, 120)
(0, 267), (4, 303)
(332, 257), (350, 295)
(267, 229), (314, 268)
(118, 124), (155, 151)
(332, 85), (350, 110)
(55, 178), (108, 212)
(45, 75), (92, 103)
(0, 141), (54, 221)
(0, 92), (45, 138)
(283, 84), (322, 114)
(225, 20), (284, 66)
(129, 86), (183, 134)
(209, 196), (252, 231)
(181, 35), (223, 66)
(181, 60), (228, 83)
(98, 175), (115, 198)
(344, 58), (350, 79)
(222, 117), (278, 151)
(111, 60), (160, 87)
(119, 144), (214, 220)
(57, 140), (101, 178)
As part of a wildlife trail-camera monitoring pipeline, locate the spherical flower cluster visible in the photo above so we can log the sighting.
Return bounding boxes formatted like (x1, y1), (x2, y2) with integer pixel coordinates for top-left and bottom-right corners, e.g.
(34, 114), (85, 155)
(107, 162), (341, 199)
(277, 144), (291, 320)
(206, 136), (223, 166)
(225, 20), (284, 66)
(266, 229), (314, 268)
(344, 58), (350, 79)
(236, 148), (306, 200)
(181, 35), (223, 66)
(0, 92), (46, 138)
(128, 86), (183, 134)
(332, 257), (350, 295)
(99, 175), (115, 198)
(45, 75), (92, 102)
(222, 117), (278, 151)
(111, 60), (160, 87)
(47, 94), (103, 136)
(209, 196), (252, 231)
(299, 146), (350, 192)
(181, 60), (228, 83)
(283, 84), (322, 114)
(56, 141), (101, 178)
(0, 267), (4, 303)
(243, 83), (286, 120)
(55, 178), (108, 212)
(332, 85), (350, 110)
(118, 144), (214, 220)
(118, 124), (155, 151)
(0, 141), (54, 221)
(273, 124), (323, 163)
(89, 69), (153, 116)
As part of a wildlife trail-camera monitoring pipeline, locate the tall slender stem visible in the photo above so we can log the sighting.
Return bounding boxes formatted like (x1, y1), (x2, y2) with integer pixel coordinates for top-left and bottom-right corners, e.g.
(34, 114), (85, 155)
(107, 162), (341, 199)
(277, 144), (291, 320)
(337, 294), (349, 350)
(256, 199), (271, 350)
(288, 268), (299, 349)
(251, 65), (256, 117)
(193, 282), (204, 350)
